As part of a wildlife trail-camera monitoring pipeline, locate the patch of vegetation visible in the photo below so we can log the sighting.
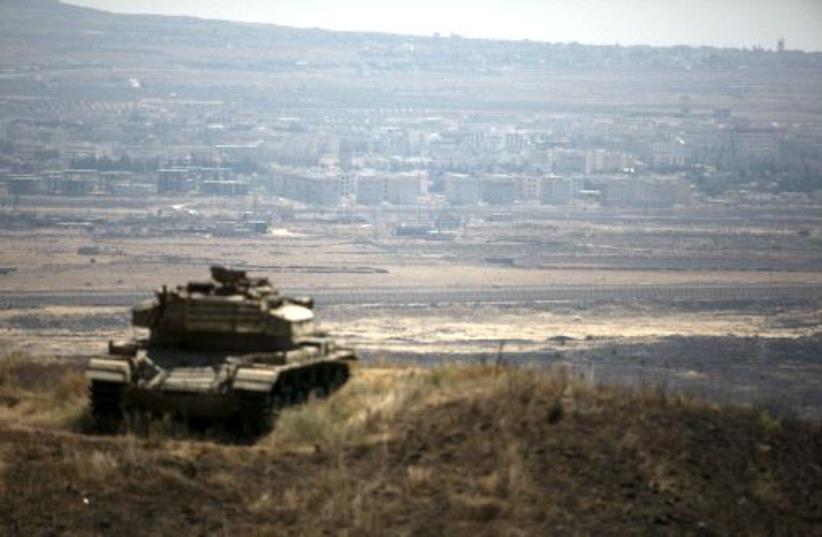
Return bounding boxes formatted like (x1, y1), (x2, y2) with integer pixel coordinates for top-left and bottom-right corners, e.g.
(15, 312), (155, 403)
(0, 356), (820, 535)
(0, 353), (87, 427)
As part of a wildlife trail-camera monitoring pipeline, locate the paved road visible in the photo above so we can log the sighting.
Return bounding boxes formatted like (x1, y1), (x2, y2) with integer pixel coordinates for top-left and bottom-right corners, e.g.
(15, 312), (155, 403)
(1, 283), (821, 309)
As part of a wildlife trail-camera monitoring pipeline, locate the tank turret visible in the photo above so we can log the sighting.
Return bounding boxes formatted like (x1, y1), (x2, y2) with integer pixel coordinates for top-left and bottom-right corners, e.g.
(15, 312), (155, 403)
(133, 266), (316, 351)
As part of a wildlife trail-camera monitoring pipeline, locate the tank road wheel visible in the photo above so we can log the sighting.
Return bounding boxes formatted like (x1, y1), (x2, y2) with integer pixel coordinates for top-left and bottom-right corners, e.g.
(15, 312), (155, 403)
(313, 383), (329, 400)
(125, 408), (152, 437)
(271, 393), (286, 412)
(290, 370), (310, 405)
(312, 365), (332, 399)
(89, 380), (125, 432)
(236, 390), (274, 437)
(328, 363), (350, 393)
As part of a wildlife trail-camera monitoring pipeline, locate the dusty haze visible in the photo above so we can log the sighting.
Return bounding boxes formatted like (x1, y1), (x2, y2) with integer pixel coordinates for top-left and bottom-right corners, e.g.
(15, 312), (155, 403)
(64, 0), (822, 51)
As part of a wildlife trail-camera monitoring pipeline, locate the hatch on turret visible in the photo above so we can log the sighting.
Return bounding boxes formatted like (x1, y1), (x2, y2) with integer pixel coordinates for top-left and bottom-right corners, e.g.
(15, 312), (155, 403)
(132, 298), (159, 328)
(270, 303), (314, 323)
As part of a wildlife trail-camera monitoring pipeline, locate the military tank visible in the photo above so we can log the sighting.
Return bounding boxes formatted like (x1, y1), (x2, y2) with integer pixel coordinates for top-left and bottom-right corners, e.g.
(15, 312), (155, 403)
(85, 266), (356, 435)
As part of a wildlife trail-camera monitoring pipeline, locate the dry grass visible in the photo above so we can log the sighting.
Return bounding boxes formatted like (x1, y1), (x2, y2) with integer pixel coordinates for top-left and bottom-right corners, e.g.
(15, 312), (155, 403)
(265, 365), (475, 449)
(0, 355), (820, 535)
(0, 353), (88, 428)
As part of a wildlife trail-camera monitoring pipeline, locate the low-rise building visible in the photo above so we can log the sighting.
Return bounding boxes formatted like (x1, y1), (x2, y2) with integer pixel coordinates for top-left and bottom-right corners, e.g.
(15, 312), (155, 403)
(586, 149), (628, 173)
(603, 175), (691, 208)
(540, 175), (573, 205)
(281, 170), (343, 206)
(482, 176), (516, 205)
(651, 140), (687, 168)
(356, 171), (424, 205)
(356, 173), (385, 205)
(444, 173), (481, 205)
(59, 169), (98, 196)
(157, 168), (193, 194)
(202, 180), (250, 196)
(513, 175), (540, 201)
(5, 175), (43, 196)
(386, 172), (423, 205)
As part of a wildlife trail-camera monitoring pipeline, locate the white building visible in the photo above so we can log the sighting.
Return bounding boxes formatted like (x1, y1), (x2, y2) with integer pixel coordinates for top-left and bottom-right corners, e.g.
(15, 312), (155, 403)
(355, 171), (424, 205)
(281, 170), (344, 206)
(586, 149), (628, 173)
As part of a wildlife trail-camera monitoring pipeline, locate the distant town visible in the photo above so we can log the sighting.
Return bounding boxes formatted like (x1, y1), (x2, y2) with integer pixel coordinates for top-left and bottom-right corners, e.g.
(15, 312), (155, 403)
(1, 110), (803, 208)
(1, 1), (821, 236)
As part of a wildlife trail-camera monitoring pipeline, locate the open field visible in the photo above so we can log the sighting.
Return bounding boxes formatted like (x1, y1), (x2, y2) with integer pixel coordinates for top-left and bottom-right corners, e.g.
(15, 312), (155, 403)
(3, 197), (822, 292)
(3, 299), (821, 420)
(1, 198), (821, 418)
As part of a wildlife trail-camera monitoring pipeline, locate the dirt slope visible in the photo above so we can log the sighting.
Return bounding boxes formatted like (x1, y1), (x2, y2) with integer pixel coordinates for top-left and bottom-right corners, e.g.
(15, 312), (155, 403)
(0, 359), (820, 536)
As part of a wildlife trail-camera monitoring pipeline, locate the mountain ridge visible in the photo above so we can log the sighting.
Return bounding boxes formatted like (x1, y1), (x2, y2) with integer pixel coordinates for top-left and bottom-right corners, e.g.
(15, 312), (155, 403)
(0, 0), (819, 71)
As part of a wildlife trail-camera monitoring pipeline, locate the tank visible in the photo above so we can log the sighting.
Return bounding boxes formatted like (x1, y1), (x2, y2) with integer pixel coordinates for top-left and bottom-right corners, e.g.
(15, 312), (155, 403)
(85, 266), (356, 435)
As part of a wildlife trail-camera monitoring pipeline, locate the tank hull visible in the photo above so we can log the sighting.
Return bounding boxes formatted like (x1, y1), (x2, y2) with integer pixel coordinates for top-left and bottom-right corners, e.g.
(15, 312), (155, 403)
(87, 347), (354, 434)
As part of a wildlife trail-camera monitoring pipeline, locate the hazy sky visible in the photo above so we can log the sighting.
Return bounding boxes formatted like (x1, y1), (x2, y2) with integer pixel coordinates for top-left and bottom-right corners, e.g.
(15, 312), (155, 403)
(65, 0), (822, 52)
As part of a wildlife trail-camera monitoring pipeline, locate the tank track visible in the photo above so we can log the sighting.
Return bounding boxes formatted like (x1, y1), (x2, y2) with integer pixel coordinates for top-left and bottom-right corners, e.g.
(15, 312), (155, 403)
(87, 361), (352, 437)
(235, 361), (351, 436)
(236, 390), (275, 436)
(89, 380), (125, 431)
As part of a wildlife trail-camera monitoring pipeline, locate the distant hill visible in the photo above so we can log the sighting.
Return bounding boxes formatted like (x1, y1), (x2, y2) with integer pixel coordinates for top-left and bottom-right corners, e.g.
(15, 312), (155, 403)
(0, 0), (315, 67)
(2, 0), (821, 73)
(1, 0), (821, 118)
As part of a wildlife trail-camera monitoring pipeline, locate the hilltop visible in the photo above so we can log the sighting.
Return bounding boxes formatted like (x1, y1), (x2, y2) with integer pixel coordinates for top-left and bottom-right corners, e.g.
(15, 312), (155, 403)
(0, 0), (819, 125)
(2, 0), (821, 73)
(1, 0), (820, 128)
(0, 356), (820, 535)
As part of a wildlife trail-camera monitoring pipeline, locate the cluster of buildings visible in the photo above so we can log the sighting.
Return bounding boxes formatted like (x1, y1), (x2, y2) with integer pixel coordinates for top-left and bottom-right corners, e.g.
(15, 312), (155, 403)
(0, 76), (816, 211)
(2, 167), (249, 198)
(1, 6), (820, 215)
(442, 173), (690, 207)
(265, 167), (690, 208)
